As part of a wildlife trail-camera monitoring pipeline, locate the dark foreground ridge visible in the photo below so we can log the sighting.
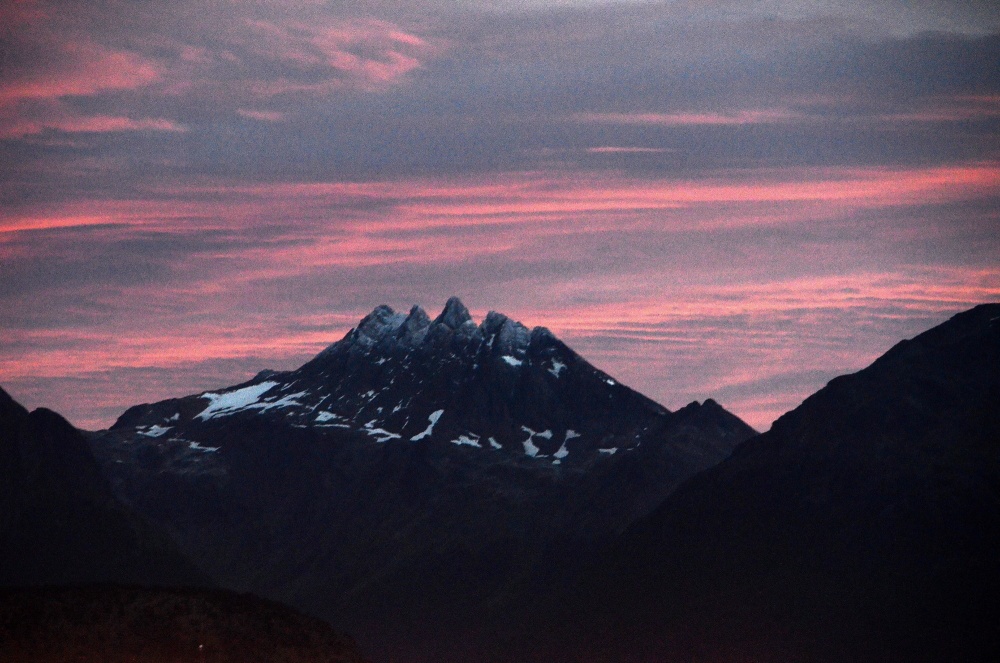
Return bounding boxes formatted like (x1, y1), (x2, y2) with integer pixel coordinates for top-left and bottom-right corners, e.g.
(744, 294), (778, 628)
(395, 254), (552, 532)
(545, 303), (1000, 663)
(90, 298), (756, 662)
(0, 386), (206, 588)
(0, 584), (368, 663)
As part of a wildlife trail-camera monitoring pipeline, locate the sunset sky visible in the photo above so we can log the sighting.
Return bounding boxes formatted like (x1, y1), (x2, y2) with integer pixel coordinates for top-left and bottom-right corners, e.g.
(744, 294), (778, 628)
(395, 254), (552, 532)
(2, 0), (998, 431)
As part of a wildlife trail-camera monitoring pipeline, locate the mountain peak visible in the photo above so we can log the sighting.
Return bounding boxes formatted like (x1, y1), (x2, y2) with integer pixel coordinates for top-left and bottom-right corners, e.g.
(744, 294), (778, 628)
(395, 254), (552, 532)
(434, 296), (473, 329)
(352, 304), (405, 347)
(398, 305), (432, 345)
(108, 297), (754, 475)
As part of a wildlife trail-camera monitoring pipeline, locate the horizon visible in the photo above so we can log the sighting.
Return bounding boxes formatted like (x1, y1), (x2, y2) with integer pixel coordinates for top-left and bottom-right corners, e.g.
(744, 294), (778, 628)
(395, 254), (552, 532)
(3, 0), (999, 431)
(1, 299), (989, 433)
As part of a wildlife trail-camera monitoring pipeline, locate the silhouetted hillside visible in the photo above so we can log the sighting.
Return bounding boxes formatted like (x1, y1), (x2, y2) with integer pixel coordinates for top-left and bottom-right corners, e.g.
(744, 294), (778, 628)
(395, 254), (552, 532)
(0, 584), (368, 663)
(1, 386), (206, 588)
(549, 304), (1000, 663)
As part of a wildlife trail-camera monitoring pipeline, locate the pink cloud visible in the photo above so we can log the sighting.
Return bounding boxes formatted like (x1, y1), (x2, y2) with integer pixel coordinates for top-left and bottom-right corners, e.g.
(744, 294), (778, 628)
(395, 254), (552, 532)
(241, 18), (438, 95)
(0, 214), (124, 235)
(585, 146), (674, 154)
(574, 109), (802, 126)
(0, 42), (161, 104)
(3, 162), (998, 431)
(0, 112), (185, 139)
(526, 269), (1000, 430)
(7, 162), (997, 247)
(236, 109), (288, 122)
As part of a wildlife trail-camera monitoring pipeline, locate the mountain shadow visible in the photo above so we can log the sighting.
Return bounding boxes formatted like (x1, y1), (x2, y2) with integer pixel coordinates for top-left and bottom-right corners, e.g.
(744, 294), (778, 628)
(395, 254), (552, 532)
(546, 304), (1000, 663)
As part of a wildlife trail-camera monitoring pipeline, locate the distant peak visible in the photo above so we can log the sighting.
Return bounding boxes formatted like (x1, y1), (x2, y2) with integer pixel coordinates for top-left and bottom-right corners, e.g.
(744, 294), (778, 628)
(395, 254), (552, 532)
(404, 304), (431, 328)
(397, 305), (432, 345)
(361, 304), (396, 323)
(353, 305), (406, 346)
(435, 296), (473, 329)
(480, 310), (509, 335)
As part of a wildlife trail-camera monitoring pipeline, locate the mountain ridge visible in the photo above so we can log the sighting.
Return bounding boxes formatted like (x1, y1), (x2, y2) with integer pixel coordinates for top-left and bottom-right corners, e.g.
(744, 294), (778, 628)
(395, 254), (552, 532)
(542, 303), (1000, 663)
(109, 297), (719, 464)
(89, 298), (756, 662)
(6, 302), (998, 662)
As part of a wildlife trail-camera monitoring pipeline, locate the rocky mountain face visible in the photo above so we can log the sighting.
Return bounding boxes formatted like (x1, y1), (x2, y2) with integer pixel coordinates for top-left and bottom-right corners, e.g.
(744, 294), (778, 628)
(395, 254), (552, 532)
(90, 298), (756, 662)
(0, 387), (206, 588)
(547, 304), (1000, 663)
(110, 297), (734, 463)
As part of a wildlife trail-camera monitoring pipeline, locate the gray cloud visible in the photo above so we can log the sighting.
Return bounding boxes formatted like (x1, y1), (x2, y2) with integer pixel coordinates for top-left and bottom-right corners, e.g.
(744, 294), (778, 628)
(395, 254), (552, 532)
(3, 1), (999, 194)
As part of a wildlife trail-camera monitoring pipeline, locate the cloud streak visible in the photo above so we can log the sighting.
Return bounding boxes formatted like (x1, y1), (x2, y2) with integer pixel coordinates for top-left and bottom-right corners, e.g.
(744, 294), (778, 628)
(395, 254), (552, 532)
(2, 161), (998, 429)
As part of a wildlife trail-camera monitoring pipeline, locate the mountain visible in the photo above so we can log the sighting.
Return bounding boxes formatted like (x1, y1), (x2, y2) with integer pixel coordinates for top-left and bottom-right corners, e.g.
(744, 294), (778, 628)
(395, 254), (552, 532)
(549, 304), (1000, 662)
(0, 386), (206, 588)
(109, 297), (742, 463)
(90, 298), (756, 662)
(0, 584), (368, 663)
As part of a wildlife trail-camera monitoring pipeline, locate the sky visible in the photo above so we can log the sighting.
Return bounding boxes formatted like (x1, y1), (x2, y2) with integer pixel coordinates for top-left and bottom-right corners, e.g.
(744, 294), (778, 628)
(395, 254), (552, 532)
(1, 0), (998, 431)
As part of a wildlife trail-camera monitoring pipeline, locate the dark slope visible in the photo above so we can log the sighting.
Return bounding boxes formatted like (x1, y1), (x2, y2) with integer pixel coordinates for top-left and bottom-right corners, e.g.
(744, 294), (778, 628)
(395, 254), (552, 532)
(0, 584), (368, 663)
(91, 299), (755, 662)
(0, 386), (206, 588)
(554, 304), (1000, 663)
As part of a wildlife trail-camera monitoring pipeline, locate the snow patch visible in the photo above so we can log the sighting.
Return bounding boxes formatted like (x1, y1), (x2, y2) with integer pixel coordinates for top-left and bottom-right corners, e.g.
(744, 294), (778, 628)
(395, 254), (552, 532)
(521, 426), (552, 458)
(598, 447), (618, 455)
(605, 379), (616, 386)
(166, 413), (179, 422)
(553, 429), (580, 460)
(196, 382), (278, 420)
(257, 391), (308, 412)
(501, 355), (523, 367)
(363, 420), (401, 443)
(489, 437), (502, 450)
(522, 437), (540, 457)
(548, 360), (567, 377)
(315, 410), (351, 428)
(188, 440), (220, 453)
(451, 433), (482, 448)
(411, 409), (444, 441)
(140, 425), (172, 438)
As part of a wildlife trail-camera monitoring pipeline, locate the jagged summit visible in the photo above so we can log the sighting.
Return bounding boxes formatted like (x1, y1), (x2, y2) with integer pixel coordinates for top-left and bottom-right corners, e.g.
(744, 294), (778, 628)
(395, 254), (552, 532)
(434, 296), (473, 329)
(326, 298), (533, 357)
(109, 299), (752, 469)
